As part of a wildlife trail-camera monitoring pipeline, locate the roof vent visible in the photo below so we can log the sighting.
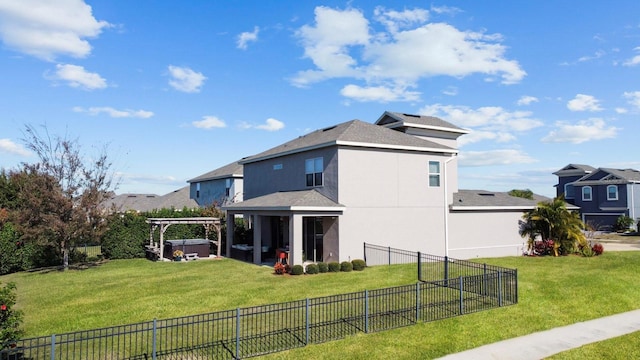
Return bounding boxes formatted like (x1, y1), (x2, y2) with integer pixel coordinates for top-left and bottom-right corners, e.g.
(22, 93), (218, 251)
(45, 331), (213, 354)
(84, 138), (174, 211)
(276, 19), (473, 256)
(478, 193), (495, 196)
(402, 113), (421, 118)
(322, 125), (337, 132)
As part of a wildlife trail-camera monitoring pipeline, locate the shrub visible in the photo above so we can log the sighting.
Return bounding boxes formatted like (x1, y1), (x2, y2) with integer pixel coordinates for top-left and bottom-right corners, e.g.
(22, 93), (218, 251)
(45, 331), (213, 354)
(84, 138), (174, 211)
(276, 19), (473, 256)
(328, 262), (340, 272)
(351, 259), (366, 271)
(580, 244), (594, 257)
(615, 215), (634, 232)
(317, 262), (328, 273)
(340, 261), (353, 272)
(306, 263), (319, 274)
(291, 265), (304, 275)
(592, 243), (604, 256)
(0, 282), (24, 349)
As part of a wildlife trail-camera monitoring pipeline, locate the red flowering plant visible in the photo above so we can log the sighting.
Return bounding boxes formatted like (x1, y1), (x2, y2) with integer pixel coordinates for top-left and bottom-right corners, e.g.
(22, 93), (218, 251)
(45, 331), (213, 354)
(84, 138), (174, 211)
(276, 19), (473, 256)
(1, 282), (24, 350)
(273, 263), (291, 275)
(592, 243), (604, 256)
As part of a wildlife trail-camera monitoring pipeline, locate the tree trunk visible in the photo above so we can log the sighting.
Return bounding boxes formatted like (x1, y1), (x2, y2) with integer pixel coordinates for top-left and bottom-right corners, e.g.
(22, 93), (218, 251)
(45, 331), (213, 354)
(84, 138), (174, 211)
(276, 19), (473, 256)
(62, 241), (69, 270)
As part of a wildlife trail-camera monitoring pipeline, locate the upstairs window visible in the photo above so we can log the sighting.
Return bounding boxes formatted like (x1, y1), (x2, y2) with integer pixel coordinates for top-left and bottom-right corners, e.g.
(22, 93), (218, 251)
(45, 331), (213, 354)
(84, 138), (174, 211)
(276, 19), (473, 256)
(429, 161), (441, 187)
(305, 157), (323, 187)
(225, 179), (231, 197)
(607, 185), (618, 201)
(564, 183), (574, 199)
(196, 183), (200, 198)
(582, 186), (592, 201)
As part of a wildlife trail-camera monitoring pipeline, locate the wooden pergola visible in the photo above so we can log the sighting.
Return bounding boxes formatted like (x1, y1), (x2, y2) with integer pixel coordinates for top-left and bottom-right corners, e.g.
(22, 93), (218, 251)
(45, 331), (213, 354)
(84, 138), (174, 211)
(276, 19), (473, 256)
(146, 217), (222, 260)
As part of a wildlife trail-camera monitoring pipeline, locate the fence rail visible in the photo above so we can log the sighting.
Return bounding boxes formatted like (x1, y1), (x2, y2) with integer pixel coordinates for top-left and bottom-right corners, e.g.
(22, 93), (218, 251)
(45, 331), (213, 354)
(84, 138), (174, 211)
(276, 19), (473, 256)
(2, 243), (517, 359)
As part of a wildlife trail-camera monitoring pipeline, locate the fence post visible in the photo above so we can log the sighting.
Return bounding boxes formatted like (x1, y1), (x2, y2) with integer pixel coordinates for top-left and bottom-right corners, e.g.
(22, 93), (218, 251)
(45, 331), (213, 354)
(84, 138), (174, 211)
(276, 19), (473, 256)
(388, 246), (391, 266)
(363, 243), (367, 264)
(236, 308), (241, 359)
(515, 269), (519, 303)
(305, 298), (310, 345)
(483, 263), (488, 296)
(50, 334), (55, 360)
(417, 252), (422, 282)
(364, 290), (369, 333)
(415, 282), (420, 323)
(152, 319), (157, 360)
(458, 276), (464, 315)
(444, 256), (449, 286)
(498, 271), (503, 307)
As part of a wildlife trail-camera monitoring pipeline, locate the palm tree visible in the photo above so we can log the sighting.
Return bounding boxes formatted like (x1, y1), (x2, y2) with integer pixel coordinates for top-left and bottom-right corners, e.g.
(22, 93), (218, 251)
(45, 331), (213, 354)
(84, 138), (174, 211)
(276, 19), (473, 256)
(520, 196), (587, 256)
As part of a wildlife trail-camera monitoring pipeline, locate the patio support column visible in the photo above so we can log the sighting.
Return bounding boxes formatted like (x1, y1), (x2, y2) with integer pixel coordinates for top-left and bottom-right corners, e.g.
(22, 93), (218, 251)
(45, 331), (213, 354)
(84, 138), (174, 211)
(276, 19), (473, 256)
(253, 215), (262, 265)
(226, 212), (234, 258)
(290, 214), (303, 266)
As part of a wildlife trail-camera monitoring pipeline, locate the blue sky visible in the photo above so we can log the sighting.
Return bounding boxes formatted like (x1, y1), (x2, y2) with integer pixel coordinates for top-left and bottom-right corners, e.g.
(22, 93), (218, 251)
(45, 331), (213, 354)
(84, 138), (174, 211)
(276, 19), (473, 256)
(1, 1), (639, 198)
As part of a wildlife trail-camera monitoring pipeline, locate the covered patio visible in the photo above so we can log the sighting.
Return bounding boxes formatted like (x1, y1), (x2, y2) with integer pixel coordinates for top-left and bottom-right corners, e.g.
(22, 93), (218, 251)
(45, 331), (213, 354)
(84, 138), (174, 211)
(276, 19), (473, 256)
(222, 190), (344, 266)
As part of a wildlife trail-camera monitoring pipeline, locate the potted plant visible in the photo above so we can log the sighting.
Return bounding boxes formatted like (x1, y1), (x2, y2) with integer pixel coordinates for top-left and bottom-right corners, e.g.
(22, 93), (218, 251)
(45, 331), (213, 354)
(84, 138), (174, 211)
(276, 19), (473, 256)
(173, 250), (184, 261)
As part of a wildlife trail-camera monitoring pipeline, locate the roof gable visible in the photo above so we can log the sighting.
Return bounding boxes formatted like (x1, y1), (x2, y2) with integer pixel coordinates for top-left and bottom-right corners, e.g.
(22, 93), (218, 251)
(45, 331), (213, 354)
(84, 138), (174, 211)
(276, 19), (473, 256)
(553, 164), (595, 176)
(375, 111), (468, 135)
(574, 167), (640, 185)
(240, 119), (456, 164)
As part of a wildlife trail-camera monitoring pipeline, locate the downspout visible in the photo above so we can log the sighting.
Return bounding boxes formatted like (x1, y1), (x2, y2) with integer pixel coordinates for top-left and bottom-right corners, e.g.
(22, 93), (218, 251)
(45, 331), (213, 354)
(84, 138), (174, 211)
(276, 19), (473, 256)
(443, 154), (457, 257)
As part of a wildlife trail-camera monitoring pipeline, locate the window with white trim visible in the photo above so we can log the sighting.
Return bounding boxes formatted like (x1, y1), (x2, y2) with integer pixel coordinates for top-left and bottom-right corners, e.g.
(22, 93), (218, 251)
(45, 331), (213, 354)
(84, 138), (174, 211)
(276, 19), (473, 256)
(429, 161), (441, 187)
(196, 183), (200, 198)
(582, 186), (592, 201)
(225, 179), (231, 197)
(564, 183), (574, 199)
(607, 185), (618, 201)
(305, 157), (323, 187)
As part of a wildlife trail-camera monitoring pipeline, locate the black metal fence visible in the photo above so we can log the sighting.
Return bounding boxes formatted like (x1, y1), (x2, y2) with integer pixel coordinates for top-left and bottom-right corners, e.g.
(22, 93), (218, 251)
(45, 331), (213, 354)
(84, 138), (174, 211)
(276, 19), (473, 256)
(2, 244), (517, 360)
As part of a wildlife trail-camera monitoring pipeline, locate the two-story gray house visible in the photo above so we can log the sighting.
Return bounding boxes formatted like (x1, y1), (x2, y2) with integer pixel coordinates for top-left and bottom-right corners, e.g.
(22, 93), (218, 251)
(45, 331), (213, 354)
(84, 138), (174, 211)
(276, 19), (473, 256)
(220, 111), (544, 265)
(554, 164), (640, 229)
(187, 160), (244, 207)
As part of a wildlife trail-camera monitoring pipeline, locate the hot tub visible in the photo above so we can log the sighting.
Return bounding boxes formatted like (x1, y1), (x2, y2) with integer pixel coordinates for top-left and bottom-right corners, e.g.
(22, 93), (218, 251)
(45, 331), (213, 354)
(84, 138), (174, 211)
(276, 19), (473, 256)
(164, 239), (210, 259)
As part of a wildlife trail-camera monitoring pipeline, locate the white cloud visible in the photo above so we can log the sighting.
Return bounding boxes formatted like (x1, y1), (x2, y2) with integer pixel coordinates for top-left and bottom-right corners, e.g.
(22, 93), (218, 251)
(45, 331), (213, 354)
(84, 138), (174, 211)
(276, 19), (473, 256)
(340, 84), (419, 102)
(257, 118), (285, 131)
(0, 0), (110, 60)
(458, 149), (536, 166)
(615, 107), (628, 114)
(237, 26), (259, 50)
(240, 118), (285, 131)
(567, 94), (603, 112)
(623, 47), (640, 66)
(192, 116), (226, 129)
(292, 6), (526, 96)
(168, 65), (206, 93)
(516, 95), (538, 106)
(457, 130), (515, 146)
(373, 7), (429, 33)
(442, 86), (458, 96)
(0, 138), (30, 156)
(73, 106), (153, 118)
(623, 91), (640, 109)
(541, 118), (618, 144)
(51, 64), (107, 90)
(420, 104), (543, 132)
(578, 50), (605, 62)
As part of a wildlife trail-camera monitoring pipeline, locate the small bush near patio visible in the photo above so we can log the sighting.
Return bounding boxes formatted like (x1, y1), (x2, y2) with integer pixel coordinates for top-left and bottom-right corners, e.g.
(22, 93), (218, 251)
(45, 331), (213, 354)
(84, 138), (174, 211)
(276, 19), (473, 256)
(328, 262), (340, 272)
(273, 263), (287, 275)
(305, 264), (319, 274)
(291, 265), (304, 275)
(317, 262), (328, 273)
(352, 259), (366, 271)
(340, 261), (353, 272)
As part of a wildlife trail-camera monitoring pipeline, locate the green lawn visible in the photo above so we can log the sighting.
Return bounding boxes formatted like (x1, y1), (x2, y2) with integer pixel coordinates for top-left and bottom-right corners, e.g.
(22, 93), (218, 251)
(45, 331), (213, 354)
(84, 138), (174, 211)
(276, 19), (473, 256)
(2, 252), (640, 359)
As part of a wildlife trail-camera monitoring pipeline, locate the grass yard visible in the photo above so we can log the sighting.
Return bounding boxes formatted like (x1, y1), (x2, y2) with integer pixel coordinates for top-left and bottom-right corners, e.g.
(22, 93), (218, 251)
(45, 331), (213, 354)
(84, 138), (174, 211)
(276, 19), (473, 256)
(1, 251), (640, 359)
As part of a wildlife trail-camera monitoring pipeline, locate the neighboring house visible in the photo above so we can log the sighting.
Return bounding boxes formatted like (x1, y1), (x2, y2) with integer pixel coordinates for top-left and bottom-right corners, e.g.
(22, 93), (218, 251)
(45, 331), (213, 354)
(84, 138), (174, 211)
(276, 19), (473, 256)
(104, 186), (198, 213)
(554, 164), (640, 229)
(220, 111), (544, 265)
(187, 160), (244, 207)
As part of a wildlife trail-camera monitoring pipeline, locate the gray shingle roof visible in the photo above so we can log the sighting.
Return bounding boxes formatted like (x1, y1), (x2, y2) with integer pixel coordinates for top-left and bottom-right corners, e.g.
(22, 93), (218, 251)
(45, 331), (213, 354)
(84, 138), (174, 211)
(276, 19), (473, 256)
(452, 190), (551, 208)
(104, 186), (198, 212)
(187, 160), (243, 183)
(574, 167), (640, 185)
(223, 189), (344, 211)
(376, 111), (468, 133)
(240, 119), (455, 164)
(553, 164), (596, 176)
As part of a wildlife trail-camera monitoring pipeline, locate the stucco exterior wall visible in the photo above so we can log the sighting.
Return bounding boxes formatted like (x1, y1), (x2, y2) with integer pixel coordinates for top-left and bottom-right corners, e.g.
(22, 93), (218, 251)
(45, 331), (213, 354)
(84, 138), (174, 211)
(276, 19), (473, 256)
(448, 210), (526, 259)
(335, 147), (451, 260)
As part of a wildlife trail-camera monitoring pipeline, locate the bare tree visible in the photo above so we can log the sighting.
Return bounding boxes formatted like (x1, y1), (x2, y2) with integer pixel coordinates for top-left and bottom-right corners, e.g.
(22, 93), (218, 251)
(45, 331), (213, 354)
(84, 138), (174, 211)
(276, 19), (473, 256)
(13, 124), (117, 269)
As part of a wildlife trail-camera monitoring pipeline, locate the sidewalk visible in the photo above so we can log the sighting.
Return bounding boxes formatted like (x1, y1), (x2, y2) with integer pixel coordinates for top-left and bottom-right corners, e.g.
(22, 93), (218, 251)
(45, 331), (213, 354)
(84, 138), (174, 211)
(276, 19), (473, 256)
(438, 309), (640, 359)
